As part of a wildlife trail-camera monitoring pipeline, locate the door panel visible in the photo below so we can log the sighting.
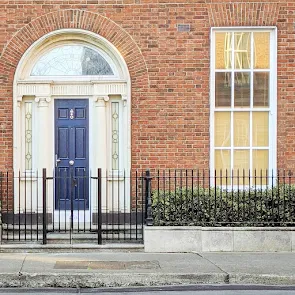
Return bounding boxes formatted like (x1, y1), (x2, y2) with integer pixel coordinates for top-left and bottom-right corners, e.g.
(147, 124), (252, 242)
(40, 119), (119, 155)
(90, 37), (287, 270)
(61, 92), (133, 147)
(75, 128), (86, 158)
(58, 128), (69, 158)
(55, 99), (89, 210)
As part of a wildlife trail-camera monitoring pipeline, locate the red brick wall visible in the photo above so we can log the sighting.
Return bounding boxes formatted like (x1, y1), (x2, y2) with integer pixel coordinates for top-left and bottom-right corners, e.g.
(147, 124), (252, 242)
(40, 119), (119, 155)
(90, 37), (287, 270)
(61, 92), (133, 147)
(0, 0), (293, 170)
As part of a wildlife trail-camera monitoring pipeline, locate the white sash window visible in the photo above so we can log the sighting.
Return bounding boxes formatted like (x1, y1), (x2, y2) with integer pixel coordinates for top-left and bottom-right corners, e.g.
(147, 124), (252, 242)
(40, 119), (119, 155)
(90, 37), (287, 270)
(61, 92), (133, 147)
(211, 28), (277, 185)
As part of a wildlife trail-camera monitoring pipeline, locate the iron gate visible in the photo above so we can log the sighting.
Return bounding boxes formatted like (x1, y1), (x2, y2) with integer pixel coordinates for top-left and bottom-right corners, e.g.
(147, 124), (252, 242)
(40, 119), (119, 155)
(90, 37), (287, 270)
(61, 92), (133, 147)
(0, 169), (150, 244)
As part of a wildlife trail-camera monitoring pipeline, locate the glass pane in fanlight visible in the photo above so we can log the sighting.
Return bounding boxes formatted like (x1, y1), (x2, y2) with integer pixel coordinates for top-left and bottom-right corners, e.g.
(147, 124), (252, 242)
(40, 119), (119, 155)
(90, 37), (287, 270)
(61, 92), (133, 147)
(31, 45), (114, 76)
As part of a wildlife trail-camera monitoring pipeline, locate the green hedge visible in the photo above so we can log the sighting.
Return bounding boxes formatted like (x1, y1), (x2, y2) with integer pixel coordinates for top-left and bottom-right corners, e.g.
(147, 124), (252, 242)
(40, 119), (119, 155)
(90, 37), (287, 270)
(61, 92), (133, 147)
(152, 185), (295, 226)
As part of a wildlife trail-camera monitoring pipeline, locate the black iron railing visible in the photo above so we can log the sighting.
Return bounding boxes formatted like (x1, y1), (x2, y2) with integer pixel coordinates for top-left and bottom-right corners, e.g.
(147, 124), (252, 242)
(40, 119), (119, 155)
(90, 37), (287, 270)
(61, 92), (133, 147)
(2, 168), (294, 243)
(0, 169), (147, 244)
(147, 170), (295, 227)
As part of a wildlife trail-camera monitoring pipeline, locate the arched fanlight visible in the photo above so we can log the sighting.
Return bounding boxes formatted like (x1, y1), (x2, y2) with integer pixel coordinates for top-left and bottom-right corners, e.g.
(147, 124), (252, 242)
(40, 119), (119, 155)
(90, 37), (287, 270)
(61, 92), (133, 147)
(31, 45), (114, 76)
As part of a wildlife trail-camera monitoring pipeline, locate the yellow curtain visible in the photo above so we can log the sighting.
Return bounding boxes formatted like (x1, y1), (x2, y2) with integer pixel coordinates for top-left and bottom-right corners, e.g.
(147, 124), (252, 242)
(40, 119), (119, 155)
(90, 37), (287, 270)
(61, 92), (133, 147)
(253, 150), (269, 185)
(215, 112), (231, 147)
(234, 112), (249, 146)
(215, 150), (231, 185)
(254, 32), (270, 69)
(253, 112), (269, 147)
(215, 32), (232, 69)
(234, 32), (251, 69)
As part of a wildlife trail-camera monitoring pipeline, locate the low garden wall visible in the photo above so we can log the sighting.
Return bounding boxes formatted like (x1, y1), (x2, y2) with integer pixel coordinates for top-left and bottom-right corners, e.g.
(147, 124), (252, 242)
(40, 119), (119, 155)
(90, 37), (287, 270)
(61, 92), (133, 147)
(144, 170), (295, 252)
(144, 226), (295, 252)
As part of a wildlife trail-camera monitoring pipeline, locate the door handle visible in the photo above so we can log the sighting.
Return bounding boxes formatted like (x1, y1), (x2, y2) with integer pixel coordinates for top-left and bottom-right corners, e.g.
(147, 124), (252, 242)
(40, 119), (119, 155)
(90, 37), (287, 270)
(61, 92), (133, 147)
(55, 154), (61, 167)
(69, 160), (74, 166)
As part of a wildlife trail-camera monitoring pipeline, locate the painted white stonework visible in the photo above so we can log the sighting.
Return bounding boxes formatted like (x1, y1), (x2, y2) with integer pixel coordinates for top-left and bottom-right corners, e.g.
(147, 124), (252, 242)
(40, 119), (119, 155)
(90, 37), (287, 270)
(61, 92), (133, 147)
(17, 81), (127, 97)
(144, 226), (295, 252)
(13, 29), (131, 218)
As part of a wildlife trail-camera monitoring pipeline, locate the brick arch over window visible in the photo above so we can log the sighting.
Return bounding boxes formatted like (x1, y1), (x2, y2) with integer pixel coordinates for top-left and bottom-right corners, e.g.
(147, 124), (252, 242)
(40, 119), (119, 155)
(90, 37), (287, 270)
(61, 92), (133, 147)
(206, 2), (281, 27)
(0, 9), (149, 170)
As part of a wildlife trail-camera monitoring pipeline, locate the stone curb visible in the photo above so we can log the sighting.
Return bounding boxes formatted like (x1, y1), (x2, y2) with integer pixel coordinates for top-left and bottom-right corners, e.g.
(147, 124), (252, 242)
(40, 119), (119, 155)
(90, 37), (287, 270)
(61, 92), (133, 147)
(0, 273), (295, 288)
(230, 273), (295, 285)
(0, 273), (227, 288)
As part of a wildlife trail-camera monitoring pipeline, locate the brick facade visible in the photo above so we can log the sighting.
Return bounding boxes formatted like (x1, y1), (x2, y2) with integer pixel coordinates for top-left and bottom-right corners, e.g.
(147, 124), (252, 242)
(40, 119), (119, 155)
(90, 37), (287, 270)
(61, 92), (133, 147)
(0, 0), (294, 171)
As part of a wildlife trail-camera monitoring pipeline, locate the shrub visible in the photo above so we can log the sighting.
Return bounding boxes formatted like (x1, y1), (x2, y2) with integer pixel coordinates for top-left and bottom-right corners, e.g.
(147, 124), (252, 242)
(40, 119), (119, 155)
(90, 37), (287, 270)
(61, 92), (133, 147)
(152, 185), (295, 226)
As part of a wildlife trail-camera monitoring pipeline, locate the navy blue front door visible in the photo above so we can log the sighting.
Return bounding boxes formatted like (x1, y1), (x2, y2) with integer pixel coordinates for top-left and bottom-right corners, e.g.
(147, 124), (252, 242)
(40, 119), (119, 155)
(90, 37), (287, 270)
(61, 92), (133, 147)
(55, 99), (89, 210)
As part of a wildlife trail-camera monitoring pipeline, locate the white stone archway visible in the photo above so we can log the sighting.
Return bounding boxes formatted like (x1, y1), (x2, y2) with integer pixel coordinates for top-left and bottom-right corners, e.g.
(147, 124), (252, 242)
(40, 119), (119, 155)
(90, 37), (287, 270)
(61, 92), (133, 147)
(13, 29), (131, 218)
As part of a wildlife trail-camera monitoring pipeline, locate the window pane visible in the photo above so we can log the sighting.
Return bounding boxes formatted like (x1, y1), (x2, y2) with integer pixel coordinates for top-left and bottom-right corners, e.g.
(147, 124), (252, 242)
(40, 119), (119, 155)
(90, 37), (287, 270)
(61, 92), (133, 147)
(31, 45), (114, 76)
(254, 32), (270, 69)
(254, 72), (269, 107)
(215, 72), (231, 107)
(253, 150), (269, 185)
(215, 32), (232, 69)
(234, 112), (249, 147)
(112, 102), (119, 170)
(215, 112), (231, 147)
(234, 32), (251, 69)
(234, 72), (250, 107)
(215, 150), (231, 185)
(25, 102), (32, 170)
(253, 112), (269, 147)
(233, 150), (250, 185)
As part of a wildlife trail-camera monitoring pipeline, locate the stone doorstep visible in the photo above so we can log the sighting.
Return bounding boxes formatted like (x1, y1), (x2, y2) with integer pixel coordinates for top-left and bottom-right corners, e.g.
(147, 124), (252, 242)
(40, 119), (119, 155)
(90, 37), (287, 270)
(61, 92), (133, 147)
(0, 243), (144, 253)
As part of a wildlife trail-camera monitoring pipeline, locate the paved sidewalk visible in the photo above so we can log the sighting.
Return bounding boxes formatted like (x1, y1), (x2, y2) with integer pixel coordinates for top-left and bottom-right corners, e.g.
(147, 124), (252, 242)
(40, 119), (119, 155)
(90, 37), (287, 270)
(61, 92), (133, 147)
(0, 249), (294, 288)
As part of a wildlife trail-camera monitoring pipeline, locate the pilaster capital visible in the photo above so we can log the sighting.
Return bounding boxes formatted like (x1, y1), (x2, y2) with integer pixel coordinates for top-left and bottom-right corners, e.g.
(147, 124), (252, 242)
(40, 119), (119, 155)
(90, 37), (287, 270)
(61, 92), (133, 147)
(16, 96), (22, 107)
(17, 95), (23, 102)
(121, 95), (127, 107)
(94, 95), (109, 107)
(35, 96), (51, 107)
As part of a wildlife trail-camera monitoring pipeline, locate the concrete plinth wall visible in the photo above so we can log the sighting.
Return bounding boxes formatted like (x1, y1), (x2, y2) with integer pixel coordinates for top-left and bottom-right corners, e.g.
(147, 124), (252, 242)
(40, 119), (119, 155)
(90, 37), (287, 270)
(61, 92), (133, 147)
(144, 226), (295, 253)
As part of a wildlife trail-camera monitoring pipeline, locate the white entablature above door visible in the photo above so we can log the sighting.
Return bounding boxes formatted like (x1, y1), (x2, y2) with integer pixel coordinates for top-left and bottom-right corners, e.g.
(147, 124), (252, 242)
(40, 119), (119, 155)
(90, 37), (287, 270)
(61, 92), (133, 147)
(16, 81), (128, 100)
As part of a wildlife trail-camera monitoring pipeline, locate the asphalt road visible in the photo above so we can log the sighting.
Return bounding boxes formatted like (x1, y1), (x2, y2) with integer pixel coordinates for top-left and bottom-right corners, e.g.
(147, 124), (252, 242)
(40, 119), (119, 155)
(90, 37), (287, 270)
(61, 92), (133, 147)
(1, 285), (295, 294)
(1, 291), (295, 295)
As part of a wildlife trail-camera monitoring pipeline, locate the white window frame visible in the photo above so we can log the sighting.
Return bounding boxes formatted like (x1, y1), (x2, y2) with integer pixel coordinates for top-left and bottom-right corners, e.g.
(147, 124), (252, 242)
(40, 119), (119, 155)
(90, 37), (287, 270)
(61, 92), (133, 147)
(210, 27), (277, 185)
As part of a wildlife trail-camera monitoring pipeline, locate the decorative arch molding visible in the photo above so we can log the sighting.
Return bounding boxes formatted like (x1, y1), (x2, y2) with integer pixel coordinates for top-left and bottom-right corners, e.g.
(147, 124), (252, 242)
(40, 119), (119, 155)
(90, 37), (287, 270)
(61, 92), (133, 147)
(0, 9), (149, 87)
